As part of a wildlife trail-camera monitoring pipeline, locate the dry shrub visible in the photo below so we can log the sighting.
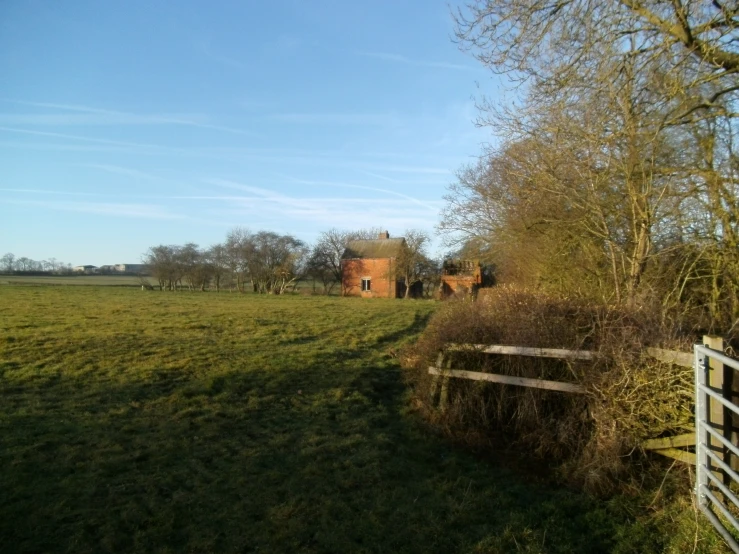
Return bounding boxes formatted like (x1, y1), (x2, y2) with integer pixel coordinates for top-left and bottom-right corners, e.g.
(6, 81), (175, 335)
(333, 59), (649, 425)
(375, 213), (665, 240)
(402, 285), (695, 494)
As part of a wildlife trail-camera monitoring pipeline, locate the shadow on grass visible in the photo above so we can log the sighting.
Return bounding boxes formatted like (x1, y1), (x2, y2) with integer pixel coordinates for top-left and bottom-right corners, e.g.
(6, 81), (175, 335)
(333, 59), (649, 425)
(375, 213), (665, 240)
(372, 311), (434, 349)
(0, 347), (665, 554)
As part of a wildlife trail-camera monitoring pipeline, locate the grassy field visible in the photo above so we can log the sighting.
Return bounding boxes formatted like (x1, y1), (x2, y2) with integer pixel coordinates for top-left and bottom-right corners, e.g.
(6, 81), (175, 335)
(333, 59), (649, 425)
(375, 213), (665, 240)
(0, 274), (155, 286)
(0, 287), (726, 553)
(0, 274), (332, 294)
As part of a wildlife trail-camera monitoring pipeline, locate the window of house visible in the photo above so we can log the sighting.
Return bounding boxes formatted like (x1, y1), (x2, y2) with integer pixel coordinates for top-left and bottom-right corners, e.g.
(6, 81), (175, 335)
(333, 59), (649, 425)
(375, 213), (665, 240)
(361, 277), (371, 292)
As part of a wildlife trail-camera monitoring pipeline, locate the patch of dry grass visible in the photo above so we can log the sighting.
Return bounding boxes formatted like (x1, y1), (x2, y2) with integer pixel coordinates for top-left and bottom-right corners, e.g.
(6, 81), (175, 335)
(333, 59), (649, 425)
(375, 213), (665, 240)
(403, 286), (728, 550)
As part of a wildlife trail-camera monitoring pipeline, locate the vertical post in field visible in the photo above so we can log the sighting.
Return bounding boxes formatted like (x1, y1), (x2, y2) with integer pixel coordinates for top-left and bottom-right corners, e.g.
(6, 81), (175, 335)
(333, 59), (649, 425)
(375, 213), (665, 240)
(439, 372), (450, 414)
(439, 352), (451, 414)
(695, 345), (709, 511)
(429, 351), (443, 405)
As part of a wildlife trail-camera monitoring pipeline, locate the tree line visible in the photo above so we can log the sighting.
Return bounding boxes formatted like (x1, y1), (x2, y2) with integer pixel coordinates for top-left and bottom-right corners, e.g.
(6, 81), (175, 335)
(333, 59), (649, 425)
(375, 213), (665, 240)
(1, 253), (74, 274)
(441, 0), (739, 332)
(143, 227), (438, 296)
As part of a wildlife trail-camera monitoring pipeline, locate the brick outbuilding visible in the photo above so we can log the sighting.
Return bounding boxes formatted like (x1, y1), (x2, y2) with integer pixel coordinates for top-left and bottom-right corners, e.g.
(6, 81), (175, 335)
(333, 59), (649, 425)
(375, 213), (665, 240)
(341, 231), (407, 298)
(439, 259), (493, 299)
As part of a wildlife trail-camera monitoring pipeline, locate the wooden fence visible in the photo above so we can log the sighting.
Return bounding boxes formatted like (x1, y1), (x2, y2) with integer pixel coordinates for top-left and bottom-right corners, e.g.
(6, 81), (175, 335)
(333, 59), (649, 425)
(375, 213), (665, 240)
(428, 336), (735, 466)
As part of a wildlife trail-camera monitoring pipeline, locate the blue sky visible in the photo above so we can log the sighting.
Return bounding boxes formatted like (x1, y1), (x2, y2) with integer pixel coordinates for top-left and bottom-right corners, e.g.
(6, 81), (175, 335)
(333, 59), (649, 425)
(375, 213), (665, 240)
(0, 0), (502, 265)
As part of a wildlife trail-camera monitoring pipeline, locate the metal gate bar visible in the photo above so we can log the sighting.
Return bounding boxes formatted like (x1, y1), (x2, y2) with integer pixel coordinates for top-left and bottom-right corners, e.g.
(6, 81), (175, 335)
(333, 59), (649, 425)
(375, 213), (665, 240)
(695, 344), (739, 553)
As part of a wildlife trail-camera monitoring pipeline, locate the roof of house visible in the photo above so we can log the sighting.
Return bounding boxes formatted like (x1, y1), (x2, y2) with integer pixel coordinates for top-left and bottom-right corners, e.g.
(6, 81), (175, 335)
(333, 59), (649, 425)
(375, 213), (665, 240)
(341, 238), (406, 260)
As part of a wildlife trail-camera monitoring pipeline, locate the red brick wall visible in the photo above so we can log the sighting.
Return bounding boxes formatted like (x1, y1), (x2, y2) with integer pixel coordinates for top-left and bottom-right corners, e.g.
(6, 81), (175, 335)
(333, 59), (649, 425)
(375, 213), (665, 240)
(440, 266), (482, 299)
(341, 258), (397, 298)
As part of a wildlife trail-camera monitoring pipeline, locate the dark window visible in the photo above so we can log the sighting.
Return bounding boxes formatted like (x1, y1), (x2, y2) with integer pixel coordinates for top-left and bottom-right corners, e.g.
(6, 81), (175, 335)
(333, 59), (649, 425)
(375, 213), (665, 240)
(361, 278), (371, 292)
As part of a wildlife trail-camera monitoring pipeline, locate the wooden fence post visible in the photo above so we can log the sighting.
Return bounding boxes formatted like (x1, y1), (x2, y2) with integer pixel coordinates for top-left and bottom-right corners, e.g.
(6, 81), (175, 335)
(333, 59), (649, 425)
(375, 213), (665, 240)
(731, 352), (739, 474)
(429, 351), (443, 405)
(429, 351), (451, 412)
(708, 335), (739, 474)
(703, 335), (734, 489)
(439, 354), (451, 413)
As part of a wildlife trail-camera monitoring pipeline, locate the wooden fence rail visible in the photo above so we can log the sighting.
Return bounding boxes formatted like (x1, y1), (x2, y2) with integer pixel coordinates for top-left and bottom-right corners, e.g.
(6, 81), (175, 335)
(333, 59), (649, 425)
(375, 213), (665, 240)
(428, 367), (586, 394)
(446, 343), (595, 360)
(427, 338), (732, 465)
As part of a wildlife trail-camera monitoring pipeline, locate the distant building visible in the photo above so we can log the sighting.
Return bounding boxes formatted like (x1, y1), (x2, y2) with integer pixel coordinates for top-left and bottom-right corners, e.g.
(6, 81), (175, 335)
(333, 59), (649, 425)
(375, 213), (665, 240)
(113, 264), (147, 274)
(73, 265), (98, 274)
(98, 264), (148, 274)
(341, 231), (415, 298)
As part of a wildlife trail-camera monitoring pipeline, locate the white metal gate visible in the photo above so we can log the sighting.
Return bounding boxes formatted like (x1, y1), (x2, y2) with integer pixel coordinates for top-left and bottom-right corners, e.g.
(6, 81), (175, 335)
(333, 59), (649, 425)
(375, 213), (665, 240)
(695, 343), (739, 552)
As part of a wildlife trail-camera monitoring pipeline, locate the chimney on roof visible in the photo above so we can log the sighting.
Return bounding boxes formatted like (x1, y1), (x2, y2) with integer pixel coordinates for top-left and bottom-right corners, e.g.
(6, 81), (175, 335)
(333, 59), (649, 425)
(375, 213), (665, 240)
(378, 230), (390, 240)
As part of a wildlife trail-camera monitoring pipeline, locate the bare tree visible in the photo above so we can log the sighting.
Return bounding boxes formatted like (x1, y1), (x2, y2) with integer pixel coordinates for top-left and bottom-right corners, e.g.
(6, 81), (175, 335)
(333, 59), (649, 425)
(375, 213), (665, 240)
(225, 227), (251, 292)
(178, 243), (202, 291)
(395, 229), (431, 299)
(307, 229), (348, 294)
(15, 257), (30, 272)
(207, 244), (228, 292)
(245, 231), (307, 294)
(144, 245), (181, 291)
(445, 0), (739, 320)
(1, 253), (14, 273)
(419, 256), (442, 298)
(454, 0), (739, 125)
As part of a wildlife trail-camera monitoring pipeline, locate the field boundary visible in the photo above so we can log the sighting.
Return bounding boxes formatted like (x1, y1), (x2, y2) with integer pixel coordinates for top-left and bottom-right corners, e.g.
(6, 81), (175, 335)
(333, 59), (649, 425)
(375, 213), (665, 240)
(428, 342), (700, 463)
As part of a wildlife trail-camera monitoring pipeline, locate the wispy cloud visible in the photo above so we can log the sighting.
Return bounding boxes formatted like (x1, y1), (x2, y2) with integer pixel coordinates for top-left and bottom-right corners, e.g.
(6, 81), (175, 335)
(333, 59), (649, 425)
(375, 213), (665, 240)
(354, 170), (449, 186)
(76, 163), (163, 182)
(358, 170), (400, 183)
(2, 198), (183, 220)
(0, 126), (165, 149)
(358, 51), (478, 72)
(0, 140), (132, 153)
(0, 130), (453, 179)
(203, 178), (435, 229)
(357, 163), (450, 175)
(1, 187), (435, 207)
(278, 176), (440, 212)
(0, 113), (207, 126)
(0, 99), (256, 136)
(0, 188), (101, 197)
(268, 112), (402, 127)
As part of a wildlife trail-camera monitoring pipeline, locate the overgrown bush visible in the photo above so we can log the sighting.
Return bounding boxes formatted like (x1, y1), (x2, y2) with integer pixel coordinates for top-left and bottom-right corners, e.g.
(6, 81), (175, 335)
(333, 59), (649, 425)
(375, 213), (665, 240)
(402, 286), (696, 494)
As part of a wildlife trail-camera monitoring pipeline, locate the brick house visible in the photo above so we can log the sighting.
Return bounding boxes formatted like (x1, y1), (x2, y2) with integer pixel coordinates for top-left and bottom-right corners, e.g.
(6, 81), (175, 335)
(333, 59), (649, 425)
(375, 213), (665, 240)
(341, 231), (407, 298)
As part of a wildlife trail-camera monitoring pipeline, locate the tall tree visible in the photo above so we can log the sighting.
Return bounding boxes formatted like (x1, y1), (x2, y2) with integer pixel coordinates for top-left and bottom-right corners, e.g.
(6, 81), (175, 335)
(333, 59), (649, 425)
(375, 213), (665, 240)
(307, 229), (350, 294)
(454, 0), (739, 124)
(395, 229), (431, 299)
(445, 0), (739, 321)
(207, 244), (228, 292)
(144, 245), (181, 291)
(245, 231), (308, 294)
(224, 227), (251, 292)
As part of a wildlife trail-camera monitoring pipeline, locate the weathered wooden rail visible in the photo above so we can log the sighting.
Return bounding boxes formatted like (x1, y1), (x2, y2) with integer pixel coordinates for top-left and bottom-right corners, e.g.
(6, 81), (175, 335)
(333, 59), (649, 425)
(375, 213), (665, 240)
(427, 337), (733, 467)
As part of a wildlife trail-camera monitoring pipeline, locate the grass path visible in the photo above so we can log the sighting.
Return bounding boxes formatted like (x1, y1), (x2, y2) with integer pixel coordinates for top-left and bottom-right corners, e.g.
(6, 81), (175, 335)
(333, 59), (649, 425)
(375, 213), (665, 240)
(0, 287), (717, 553)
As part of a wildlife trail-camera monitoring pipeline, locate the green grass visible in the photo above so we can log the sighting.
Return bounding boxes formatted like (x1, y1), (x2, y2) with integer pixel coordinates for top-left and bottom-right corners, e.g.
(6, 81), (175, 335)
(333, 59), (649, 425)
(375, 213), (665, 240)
(0, 287), (726, 553)
(0, 274), (155, 286)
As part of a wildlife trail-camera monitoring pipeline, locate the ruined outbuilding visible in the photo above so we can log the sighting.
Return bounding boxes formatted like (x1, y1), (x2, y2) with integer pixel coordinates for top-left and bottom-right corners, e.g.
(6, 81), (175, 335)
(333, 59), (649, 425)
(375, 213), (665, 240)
(439, 259), (493, 299)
